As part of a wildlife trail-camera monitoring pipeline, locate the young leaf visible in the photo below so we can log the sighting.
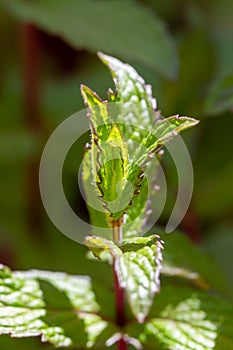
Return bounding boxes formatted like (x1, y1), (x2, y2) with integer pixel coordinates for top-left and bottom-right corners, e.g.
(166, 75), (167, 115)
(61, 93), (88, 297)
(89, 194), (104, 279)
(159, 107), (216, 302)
(81, 53), (161, 232)
(81, 84), (111, 139)
(124, 115), (199, 214)
(98, 53), (197, 160)
(81, 53), (199, 238)
(81, 84), (132, 224)
(0, 264), (117, 348)
(82, 145), (112, 237)
(85, 235), (163, 323)
(96, 124), (131, 220)
(98, 51), (158, 151)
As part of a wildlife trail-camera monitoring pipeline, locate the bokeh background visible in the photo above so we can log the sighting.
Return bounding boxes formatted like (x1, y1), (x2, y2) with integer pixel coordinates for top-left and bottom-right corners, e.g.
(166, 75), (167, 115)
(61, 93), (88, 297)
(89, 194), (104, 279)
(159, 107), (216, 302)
(0, 0), (233, 348)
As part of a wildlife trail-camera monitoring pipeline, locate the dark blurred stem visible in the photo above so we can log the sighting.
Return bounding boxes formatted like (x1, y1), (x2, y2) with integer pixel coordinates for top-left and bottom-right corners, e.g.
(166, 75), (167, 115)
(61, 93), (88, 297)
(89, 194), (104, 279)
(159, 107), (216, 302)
(112, 222), (127, 350)
(20, 24), (44, 238)
(182, 209), (202, 243)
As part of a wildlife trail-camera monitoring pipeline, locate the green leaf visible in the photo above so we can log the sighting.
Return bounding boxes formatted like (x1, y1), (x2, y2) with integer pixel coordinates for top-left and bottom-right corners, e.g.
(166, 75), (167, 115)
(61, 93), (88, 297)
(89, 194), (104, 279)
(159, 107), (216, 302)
(81, 84), (111, 139)
(118, 236), (163, 323)
(125, 115), (199, 188)
(99, 53), (197, 149)
(80, 54), (159, 225)
(85, 235), (163, 323)
(82, 145), (112, 237)
(98, 51), (157, 114)
(204, 74), (233, 115)
(0, 264), (117, 348)
(127, 285), (233, 350)
(120, 115), (198, 238)
(95, 124), (130, 220)
(2, 0), (178, 78)
(81, 85), (132, 223)
(122, 174), (150, 239)
(98, 53), (198, 167)
(98, 52), (160, 159)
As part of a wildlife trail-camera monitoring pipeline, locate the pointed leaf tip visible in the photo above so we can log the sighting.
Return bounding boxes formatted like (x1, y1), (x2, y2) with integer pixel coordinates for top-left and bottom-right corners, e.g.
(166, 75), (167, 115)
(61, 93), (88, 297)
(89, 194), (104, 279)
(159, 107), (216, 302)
(80, 84), (103, 107)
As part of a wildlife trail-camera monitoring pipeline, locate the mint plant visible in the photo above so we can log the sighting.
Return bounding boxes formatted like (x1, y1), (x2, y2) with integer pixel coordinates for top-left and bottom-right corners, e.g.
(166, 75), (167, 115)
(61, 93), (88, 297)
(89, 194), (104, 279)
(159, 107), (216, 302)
(1, 53), (233, 350)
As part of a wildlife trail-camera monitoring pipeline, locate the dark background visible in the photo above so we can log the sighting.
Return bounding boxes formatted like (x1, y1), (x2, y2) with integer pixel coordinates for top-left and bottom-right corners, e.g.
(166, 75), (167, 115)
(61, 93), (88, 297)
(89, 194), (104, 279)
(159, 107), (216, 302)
(0, 0), (233, 348)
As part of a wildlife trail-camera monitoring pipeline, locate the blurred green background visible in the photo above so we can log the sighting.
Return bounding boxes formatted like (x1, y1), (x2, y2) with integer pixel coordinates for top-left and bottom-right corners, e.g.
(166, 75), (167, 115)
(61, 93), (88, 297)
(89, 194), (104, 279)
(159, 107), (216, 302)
(0, 0), (233, 348)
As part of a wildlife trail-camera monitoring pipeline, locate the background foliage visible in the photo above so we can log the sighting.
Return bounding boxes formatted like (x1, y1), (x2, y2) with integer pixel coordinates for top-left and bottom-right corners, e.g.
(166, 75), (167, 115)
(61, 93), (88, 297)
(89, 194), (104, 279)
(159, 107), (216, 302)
(0, 0), (233, 349)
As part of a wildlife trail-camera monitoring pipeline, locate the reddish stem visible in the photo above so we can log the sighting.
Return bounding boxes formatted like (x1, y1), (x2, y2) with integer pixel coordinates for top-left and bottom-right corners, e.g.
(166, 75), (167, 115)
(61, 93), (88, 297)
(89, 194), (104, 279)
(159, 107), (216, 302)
(182, 209), (202, 243)
(20, 24), (41, 130)
(113, 258), (125, 327)
(118, 337), (127, 350)
(112, 223), (127, 350)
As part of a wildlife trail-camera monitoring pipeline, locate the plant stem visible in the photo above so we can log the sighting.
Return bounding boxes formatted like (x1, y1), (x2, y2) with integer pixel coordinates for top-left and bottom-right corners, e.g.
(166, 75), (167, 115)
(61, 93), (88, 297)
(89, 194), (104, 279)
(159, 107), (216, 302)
(113, 258), (125, 327)
(182, 208), (202, 243)
(112, 222), (127, 350)
(20, 23), (44, 239)
(112, 220), (123, 243)
(118, 337), (127, 350)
